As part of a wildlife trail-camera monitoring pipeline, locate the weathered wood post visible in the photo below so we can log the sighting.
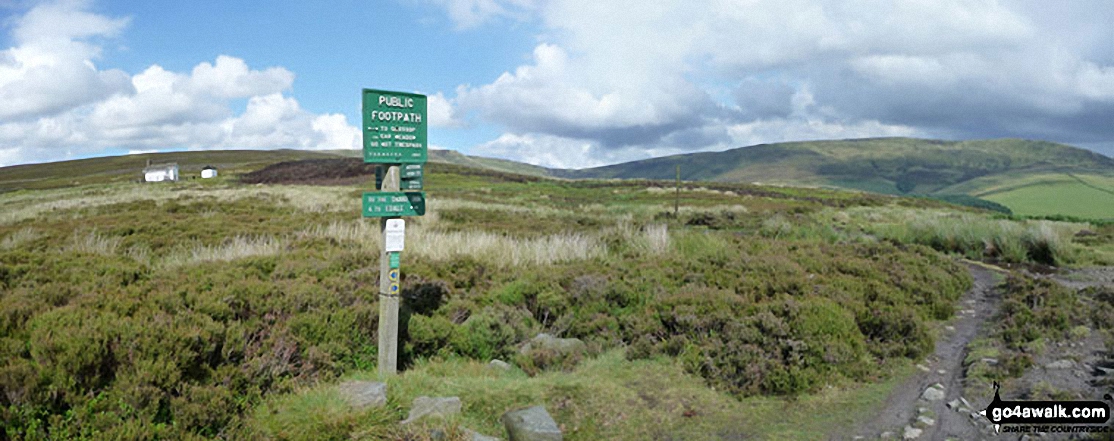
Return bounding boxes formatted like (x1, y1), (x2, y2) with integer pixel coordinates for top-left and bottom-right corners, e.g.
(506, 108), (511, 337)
(377, 165), (401, 376)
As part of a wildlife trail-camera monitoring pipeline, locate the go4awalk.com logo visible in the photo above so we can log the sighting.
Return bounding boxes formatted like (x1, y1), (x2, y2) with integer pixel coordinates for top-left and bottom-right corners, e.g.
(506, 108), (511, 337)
(981, 382), (1113, 434)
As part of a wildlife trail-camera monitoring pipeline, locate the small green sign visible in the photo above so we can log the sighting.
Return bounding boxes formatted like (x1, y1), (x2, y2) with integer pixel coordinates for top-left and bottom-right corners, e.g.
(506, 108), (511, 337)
(388, 253), (400, 269)
(401, 164), (423, 178)
(363, 89), (427, 164)
(401, 177), (423, 191)
(362, 192), (426, 217)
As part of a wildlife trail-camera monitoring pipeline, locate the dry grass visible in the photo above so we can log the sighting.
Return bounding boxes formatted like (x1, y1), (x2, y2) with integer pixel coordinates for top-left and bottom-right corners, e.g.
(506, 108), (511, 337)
(161, 235), (286, 268)
(63, 231), (123, 256)
(412, 229), (604, 267)
(298, 220), (606, 268)
(642, 223), (671, 255)
(0, 227), (42, 250)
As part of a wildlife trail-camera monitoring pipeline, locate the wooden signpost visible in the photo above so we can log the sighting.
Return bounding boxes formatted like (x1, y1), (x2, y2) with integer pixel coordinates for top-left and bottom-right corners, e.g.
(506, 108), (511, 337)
(361, 88), (427, 377)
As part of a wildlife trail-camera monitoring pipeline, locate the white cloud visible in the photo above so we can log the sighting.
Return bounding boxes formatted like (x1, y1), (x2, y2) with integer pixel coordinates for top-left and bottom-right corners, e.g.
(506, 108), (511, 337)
(0, 0), (132, 120)
(434, 0), (1114, 167)
(427, 92), (463, 128)
(0, 1), (360, 167)
(471, 132), (611, 169)
(189, 55), (295, 99)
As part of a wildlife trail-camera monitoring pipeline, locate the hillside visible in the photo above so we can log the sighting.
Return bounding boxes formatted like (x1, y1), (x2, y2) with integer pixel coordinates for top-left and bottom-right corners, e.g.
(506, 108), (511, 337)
(0, 149), (342, 192)
(553, 138), (1114, 219)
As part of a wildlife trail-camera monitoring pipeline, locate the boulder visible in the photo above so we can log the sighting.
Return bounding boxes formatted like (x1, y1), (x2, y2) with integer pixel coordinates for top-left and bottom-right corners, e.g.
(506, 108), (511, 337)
(502, 405), (562, 441)
(338, 381), (386, 408)
(519, 334), (586, 356)
(921, 384), (945, 402)
(489, 359), (512, 371)
(401, 396), (462, 424)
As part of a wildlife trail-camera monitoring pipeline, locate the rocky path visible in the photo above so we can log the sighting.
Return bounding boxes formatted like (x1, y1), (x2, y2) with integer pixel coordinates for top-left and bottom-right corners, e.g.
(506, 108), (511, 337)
(852, 263), (1003, 440)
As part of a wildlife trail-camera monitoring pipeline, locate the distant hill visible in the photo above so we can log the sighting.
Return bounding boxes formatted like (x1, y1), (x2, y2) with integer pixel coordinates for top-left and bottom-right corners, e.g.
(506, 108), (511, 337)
(2, 138), (1111, 219)
(551, 138), (1114, 220)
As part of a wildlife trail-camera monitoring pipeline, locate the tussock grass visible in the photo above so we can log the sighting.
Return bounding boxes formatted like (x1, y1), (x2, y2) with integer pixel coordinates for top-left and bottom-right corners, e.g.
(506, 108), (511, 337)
(411, 229), (604, 267)
(844, 207), (1086, 265)
(63, 231), (122, 256)
(298, 220), (607, 268)
(0, 227), (42, 250)
(642, 223), (670, 255)
(161, 235), (285, 268)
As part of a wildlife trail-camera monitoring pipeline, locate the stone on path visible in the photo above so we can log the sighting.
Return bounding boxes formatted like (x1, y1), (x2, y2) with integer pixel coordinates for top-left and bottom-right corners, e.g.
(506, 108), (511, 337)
(916, 415), (935, 427)
(903, 425), (922, 439)
(338, 381), (386, 408)
(1045, 359), (1074, 370)
(502, 405), (562, 441)
(402, 396), (462, 424)
(921, 384), (946, 401)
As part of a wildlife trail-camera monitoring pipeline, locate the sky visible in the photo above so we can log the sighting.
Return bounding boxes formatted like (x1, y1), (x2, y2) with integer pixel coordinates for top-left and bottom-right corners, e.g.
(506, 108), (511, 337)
(1, 0), (1113, 169)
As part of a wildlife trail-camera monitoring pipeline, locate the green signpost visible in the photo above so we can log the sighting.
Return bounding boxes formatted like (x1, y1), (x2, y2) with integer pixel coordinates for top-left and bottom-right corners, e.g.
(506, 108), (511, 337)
(361, 88), (428, 378)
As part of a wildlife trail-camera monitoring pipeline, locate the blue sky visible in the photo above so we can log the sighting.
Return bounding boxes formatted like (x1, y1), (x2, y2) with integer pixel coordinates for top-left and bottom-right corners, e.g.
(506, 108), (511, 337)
(1, 0), (1113, 168)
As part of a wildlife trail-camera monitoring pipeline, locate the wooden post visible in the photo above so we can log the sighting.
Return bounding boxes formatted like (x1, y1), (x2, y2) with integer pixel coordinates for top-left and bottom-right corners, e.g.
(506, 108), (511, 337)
(377, 165), (400, 377)
(675, 164), (680, 216)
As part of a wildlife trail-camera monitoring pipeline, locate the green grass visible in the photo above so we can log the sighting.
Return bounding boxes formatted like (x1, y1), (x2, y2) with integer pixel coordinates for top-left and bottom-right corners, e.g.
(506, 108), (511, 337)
(239, 350), (910, 440)
(980, 175), (1114, 220)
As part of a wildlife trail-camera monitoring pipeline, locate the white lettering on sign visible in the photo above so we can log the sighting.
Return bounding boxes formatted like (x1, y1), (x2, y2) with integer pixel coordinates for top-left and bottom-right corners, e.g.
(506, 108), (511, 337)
(385, 219), (405, 252)
(394, 134), (416, 140)
(378, 96), (415, 108)
(369, 110), (422, 124)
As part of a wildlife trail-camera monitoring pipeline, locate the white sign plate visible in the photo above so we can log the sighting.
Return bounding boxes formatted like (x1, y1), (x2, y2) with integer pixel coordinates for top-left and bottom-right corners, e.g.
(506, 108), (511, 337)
(385, 219), (405, 252)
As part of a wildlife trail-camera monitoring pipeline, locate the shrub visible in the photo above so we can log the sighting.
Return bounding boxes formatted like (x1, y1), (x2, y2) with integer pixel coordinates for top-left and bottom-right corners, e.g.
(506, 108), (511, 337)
(448, 306), (536, 361)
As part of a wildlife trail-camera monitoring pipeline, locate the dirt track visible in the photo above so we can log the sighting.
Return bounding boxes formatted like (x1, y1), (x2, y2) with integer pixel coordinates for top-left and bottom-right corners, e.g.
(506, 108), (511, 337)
(851, 263), (1002, 440)
(850, 264), (1114, 441)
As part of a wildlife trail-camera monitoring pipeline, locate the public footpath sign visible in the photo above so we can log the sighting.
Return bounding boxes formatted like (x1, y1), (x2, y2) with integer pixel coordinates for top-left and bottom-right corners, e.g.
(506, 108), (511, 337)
(363, 89), (427, 164)
(361, 88), (428, 378)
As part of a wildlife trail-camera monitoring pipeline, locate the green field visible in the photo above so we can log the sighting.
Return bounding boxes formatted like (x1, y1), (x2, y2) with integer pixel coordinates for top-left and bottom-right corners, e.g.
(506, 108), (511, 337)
(975, 173), (1114, 219)
(0, 153), (1111, 439)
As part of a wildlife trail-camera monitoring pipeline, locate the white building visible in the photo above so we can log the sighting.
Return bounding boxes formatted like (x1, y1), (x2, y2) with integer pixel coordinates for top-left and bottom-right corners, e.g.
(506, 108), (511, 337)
(201, 166), (217, 179)
(143, 162), (179, 182)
